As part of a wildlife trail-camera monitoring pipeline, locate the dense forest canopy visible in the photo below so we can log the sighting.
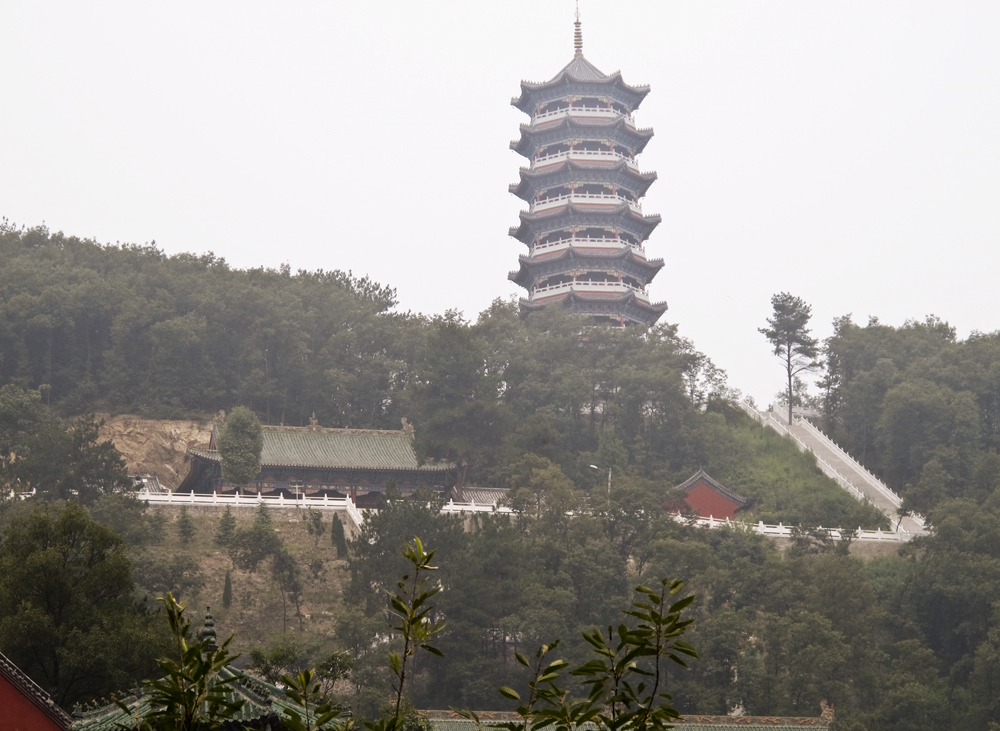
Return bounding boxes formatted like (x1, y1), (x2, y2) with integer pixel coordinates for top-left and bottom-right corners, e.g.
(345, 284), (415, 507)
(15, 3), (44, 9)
(821, 314), (1000, 515)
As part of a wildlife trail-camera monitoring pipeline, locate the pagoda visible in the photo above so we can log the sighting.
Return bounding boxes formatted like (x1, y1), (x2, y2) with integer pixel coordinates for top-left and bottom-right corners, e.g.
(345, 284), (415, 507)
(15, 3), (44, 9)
(508, 11), (667, 327)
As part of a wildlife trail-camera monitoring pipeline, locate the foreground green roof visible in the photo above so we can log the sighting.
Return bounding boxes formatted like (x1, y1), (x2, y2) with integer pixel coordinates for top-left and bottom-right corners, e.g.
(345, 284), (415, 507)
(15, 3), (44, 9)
(72, 665), (336, 730)
(425, 711), (831, 731)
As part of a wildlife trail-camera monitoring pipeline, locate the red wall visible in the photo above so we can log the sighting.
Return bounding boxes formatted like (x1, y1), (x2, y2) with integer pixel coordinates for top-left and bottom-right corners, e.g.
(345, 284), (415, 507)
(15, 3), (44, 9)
(0, 679), (65, 731)
(684, 482), (742, 520)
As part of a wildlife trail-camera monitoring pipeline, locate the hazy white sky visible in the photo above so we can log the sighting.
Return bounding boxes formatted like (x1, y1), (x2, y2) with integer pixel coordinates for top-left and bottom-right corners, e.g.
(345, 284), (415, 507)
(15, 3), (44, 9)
(2, 1), (999, 404)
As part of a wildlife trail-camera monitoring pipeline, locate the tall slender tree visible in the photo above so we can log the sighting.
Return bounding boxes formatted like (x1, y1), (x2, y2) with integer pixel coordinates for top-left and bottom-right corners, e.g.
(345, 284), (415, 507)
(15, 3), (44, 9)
(759, 293), (819, 424)
(217, 406), (263, 487)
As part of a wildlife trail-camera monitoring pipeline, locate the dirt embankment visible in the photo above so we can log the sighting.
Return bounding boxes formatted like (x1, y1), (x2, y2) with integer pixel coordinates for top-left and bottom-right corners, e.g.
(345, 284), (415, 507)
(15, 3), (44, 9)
(96, 414), (221, 490)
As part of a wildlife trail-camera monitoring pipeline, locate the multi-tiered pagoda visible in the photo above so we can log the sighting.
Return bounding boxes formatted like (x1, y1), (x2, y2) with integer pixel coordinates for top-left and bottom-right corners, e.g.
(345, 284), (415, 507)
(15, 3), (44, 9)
(508, 15), (666, 327)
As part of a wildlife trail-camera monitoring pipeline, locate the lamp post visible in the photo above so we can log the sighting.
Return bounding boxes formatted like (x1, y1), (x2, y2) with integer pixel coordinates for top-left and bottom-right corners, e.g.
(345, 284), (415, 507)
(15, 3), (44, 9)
(589, 464), (612, 500)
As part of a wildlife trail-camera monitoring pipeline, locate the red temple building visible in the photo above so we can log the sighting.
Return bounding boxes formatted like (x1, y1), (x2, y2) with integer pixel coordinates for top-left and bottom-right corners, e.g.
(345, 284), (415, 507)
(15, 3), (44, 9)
(0, 652), (72, 731)
(507, 11), (667, 327)
(670, 470), (748, 520)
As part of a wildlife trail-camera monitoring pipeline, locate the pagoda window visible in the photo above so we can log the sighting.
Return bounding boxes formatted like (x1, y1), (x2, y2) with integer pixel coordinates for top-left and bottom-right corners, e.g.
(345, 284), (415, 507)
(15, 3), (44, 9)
(572, 97), (608, 109)
(576, 183), (614, 196)
(540, 230), (573, 246)
(537, 101), (569, 116)
(577, 140), (611, 152)
(537, 143), (570, 159)
(538, 185), (571, 202)
(578, 227), (615, 240)
(580, 272), (617, 283)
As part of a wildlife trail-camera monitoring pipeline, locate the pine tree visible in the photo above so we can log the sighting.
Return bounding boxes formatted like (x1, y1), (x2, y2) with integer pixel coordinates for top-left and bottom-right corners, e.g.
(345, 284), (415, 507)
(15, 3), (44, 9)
(223, 570), (232, 609)
(305, 507), (326, 546)
(331, 513), (347, 560)
(177, 506), (195, 545)
(215, 506), (236, 546)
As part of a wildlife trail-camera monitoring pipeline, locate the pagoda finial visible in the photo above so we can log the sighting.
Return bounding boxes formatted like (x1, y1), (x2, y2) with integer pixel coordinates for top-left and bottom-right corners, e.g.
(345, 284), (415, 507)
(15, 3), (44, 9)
(201, 606), (217, 650)
(574, 1), (583, 56)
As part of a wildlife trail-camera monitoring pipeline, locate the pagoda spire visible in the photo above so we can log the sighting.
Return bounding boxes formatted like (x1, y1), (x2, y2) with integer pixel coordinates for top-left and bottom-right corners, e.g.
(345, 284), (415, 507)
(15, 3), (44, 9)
(574, 1), (583, 56)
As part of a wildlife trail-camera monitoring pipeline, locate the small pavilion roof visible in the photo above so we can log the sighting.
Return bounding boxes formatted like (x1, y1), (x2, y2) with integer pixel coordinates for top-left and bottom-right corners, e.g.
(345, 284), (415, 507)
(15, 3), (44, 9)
(675, 469), (749, 507)
(193, 426), (449, 473)
(511, 54), (650, 113)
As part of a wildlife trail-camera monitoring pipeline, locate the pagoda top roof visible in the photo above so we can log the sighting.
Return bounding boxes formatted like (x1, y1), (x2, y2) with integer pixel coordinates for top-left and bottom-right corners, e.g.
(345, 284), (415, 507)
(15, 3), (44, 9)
(512, 54), (650, 113)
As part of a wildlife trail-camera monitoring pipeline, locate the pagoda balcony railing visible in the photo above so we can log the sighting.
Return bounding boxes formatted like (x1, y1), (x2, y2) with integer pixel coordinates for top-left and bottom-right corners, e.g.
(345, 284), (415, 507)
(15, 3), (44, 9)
(531, 193), (642, 214)
(532, 237), (645, 256)
(533, 106), (633, 124)
(532, 279), (650, 302)
(532, 149), (638, 170)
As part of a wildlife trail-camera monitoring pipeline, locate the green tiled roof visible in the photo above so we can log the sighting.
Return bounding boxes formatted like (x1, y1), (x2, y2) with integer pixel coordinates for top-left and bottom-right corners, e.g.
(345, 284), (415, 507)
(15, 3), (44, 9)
(193, 427), (449, 472)
(425, 713), (830, 731)
(71, 665), (339, 730)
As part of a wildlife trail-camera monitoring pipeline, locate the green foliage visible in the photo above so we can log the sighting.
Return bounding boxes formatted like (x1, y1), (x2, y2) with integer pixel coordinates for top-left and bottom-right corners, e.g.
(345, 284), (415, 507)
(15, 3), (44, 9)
(222, 570), (232, 609)
(474, 579), (697, 731)
(249, 637), (310, 684)
(363, 537), (445, 731)
(215, 505), (236, 546)
(306, 507), (326, 546)
(120, 593), (244, 731)
(89, 492), (156, 546)
(331, 513), (348, 559)
(0, 501), (158, 706)
(0, 385), (130, 503)
(229, 502), (281, 572)
(281, 668), (344, 731)
(134, 552), (205, 602)
(218, 406), (263, 486)
(177, 505), (196, 544)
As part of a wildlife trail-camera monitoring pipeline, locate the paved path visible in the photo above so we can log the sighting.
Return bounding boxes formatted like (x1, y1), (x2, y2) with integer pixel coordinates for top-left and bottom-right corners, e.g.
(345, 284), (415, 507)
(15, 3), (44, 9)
(742, 405), (926, 537)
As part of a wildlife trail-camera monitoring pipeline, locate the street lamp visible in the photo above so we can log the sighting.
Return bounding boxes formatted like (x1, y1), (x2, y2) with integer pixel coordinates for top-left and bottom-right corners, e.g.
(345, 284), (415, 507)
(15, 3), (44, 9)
(589, 464), (612, 499)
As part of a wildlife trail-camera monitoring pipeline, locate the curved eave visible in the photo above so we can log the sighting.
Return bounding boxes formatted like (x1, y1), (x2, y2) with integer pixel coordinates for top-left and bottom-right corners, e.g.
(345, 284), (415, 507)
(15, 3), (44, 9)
(509, 203), (662, 243)
(510, 116), (654, 157)
(509, 159), (657, 199)
(508, 249), (664, 287)
(511, 69), (650, 113)
(519, 290), (668, 318)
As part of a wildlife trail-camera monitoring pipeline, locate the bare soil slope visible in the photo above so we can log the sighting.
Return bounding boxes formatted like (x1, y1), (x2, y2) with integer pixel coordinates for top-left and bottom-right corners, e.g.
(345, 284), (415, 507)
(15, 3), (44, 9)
(97, 414), (220, 490)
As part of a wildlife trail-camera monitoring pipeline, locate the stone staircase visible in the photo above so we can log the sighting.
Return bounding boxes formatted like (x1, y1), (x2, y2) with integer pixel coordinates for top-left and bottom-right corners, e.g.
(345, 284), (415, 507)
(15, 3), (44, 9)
(740, 403), (927, 538)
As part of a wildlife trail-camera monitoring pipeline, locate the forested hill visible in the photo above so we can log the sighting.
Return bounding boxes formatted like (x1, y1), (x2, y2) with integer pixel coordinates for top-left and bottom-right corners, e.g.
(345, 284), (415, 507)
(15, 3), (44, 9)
(0, 222), (402, 424)
(0, 222), (882, 529)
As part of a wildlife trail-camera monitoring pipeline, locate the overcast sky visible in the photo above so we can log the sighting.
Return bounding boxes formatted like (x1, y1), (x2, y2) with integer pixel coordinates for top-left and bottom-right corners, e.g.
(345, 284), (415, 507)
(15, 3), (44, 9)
(3, 1), (999, 404)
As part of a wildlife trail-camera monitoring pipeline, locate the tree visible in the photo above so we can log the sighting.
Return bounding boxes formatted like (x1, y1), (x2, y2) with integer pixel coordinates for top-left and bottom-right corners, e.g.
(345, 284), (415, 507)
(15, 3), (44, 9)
(229, 502), (281, 573)
(217, 406), (263, 486)
(759, 293), (819, 424)
(222, 570), (232, 609)
(306, 507), (326, 546)
(215, 506), (236, 546)
(0, 501), (158, 705)
(177, 506), (196, 544)
(331, 513), (348, 559)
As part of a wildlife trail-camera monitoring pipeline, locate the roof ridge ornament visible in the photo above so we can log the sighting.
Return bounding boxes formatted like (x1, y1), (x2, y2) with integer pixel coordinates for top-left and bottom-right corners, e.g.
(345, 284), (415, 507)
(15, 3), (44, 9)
(574, 1), (583, 56)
